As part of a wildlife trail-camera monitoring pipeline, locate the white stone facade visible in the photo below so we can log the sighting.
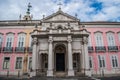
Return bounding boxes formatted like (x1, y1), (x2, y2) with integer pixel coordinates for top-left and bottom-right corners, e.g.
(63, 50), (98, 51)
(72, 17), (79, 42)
(30, 10), (91, 77)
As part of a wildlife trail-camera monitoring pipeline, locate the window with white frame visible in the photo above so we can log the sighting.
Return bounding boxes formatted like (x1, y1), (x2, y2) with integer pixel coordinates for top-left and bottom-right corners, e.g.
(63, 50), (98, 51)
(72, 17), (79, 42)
(0, 34), (3, 47)
(29, 57), (32, 69)
(6, 33), (14, 48)
(88, 34), (92, 46)
(3, 57), (10, 69)
(15, 57), (22, 69)
(98, 55), (106, 68)
(111, 55), (118, 68)
(89, 56), (93, 68)
(95, 32), (104, 46)
(107, 32), (115, 46)
(118, 32), (120, 42)
(17, 33), (26, 47)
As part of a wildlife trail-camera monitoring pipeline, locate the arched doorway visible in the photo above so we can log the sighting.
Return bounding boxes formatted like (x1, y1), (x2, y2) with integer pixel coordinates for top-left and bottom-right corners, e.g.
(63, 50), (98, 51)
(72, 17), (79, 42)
(55, 44), (66, 72)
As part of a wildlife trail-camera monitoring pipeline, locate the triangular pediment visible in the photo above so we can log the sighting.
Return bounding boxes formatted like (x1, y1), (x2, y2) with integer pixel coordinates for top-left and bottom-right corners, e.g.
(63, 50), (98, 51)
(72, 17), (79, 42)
(42, 10), (79, 22)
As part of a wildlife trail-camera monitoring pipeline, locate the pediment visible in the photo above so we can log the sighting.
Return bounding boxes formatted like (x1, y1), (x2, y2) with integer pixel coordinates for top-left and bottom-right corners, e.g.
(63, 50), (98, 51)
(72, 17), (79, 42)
(42, 10), (79, 22)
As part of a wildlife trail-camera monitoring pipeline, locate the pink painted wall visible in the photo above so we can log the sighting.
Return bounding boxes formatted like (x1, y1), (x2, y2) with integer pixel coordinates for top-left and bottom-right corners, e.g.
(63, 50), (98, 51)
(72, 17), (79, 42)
(0, 27), (120, 73)
(87, 27), (120, 71)
(0, 28), (32, 72)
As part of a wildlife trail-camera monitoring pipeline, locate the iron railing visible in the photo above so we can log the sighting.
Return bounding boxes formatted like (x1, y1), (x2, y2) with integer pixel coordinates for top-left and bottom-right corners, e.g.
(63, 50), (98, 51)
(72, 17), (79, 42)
(88, 46), (94, 53)
(95, 46), (106, 52)
(27, 47), (32, 52)
(15, 47), (25, 52)
(3, 47), (13, 52)
(108, 46), (118, 51)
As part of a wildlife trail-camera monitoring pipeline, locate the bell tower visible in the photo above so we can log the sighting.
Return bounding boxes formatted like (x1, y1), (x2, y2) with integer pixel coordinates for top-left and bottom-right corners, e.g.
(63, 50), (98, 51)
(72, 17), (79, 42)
(23, 3), (33, 20)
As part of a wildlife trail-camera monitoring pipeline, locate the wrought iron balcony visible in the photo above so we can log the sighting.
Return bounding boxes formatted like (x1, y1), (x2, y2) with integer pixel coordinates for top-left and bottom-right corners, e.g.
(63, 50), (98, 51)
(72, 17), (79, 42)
(27, 47), (32, 53)
(95, 46), (106, 52)
(108, 46), (118, 51)
(88, 46), (94, 53)
(3, 47), (13, 52)
(15, 47), (25, 53)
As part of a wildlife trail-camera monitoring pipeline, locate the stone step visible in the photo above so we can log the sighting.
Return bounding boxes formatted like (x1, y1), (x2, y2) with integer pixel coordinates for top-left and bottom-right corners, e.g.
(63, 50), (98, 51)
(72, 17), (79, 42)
(30, 76), (96, 80)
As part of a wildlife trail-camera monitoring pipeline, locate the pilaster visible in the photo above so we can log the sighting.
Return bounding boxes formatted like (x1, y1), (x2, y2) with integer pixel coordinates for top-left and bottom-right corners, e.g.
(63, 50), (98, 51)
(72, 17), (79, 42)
(47, 36), (53, 76)
(67, 36), (74, 76)
(30, 37), (38, 77)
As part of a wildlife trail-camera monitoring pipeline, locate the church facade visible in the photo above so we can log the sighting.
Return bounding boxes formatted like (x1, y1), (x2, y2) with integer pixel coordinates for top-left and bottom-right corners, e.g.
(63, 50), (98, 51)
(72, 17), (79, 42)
(0, 9), (120, 77)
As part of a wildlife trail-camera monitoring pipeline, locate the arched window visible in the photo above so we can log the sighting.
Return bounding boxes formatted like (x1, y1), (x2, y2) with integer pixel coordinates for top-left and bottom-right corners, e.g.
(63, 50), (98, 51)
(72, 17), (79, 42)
(95, 32), (104, 46)
(17, 33), (26, 47)
(6, 33), (14, 47)
(107, 32), (115, 46)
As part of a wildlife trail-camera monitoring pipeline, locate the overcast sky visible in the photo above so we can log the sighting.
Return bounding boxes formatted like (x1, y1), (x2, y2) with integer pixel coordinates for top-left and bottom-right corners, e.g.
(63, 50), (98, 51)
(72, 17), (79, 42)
(0, 0), (120, 22)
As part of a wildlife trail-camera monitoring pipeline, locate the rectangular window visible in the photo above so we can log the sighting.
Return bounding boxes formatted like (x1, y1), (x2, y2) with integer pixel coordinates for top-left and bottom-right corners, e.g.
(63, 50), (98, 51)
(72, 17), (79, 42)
(15, 57), (22, 69)
(111, 55), (118, 68)
(6, 37), (12, 47)
(95, 33), (104, 46)
(3, 57), (10, 69)
(18, 37), (24, 47)
(73, 53), (79, 69)
(89, 56), (93, 68)
(98, 55), (105, 68)
(107, 33), (115, 46)
(29, 57), (32, 69)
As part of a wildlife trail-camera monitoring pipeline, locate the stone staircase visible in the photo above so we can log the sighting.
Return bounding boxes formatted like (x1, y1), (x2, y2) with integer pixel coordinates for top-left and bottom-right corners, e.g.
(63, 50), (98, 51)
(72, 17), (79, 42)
(29, 76), (97, 80)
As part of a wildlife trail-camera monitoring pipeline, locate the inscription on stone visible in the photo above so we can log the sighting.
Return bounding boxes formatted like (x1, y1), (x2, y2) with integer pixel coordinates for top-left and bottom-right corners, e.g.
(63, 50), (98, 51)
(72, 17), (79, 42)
(53, 37), (67, 41)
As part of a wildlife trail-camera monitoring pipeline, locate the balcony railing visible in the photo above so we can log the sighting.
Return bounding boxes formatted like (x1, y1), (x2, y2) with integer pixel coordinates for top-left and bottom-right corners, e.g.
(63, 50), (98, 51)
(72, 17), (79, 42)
(27, 47), (32, 53)
(108, 46), (118, 51)
(15, 47), (25, 53)
(88, 46), (94, 53)
(3, 47), (13, 52)
(95, 46), (106, 52)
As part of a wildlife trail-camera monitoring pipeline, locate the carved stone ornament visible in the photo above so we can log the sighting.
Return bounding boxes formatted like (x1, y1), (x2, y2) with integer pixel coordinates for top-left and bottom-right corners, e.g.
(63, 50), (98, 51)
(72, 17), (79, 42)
(32, 37), (38, 45)
(67, 39), (72, 43)
(83, 37), (88, 44)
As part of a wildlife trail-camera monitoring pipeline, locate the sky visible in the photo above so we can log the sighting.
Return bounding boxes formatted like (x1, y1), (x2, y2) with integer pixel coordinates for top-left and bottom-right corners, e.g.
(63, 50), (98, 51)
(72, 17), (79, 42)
(0, 0), (120, 22)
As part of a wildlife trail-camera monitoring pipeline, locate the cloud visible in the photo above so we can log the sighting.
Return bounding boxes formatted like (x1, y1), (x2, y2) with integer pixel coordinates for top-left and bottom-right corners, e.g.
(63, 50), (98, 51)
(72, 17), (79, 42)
(0, 0), (119, 22)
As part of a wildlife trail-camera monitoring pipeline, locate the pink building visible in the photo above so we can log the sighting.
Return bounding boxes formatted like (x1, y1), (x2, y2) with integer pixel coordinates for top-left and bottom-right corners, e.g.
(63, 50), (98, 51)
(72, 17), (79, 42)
(0, 9), (120, 77)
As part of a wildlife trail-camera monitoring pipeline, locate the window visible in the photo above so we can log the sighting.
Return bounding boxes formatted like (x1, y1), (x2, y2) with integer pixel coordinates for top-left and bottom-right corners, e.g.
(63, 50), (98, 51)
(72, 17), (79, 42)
(73, 53), (79, 69)
(29, 57), (32, 69)
(0, 34), (3, 47)
(15, 57), (22, 69)
(89, 56), (93, 68)
(95, 32), (104, 46)
(6, 33), (14, 47)
(107, 32), (115, 46)
(42, 54), (48, 69)
(3, 57), (10, 69)
(17, 33), (26, 47)
(118, 32), (120, 42)
(111, 55), (118, 68)
(98, 55), (105, 68)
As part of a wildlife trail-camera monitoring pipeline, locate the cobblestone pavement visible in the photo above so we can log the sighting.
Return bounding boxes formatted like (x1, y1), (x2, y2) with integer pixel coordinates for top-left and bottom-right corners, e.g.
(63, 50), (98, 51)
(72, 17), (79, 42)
(0, 76), (120, 80)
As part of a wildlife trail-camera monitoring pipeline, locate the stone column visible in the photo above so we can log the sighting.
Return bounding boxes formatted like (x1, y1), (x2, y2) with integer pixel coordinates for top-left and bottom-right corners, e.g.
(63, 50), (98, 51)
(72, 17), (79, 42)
(83, 36), (91, 76)
(47, 36), (53, 76)
(30, 37), (37, 77)
(81, 42), (85, 73)
(67, 36), (74, 76)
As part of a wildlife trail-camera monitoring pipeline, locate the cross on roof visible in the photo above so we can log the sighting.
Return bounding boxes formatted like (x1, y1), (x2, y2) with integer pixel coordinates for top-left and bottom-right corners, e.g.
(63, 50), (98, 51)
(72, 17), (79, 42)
(58, 0), (62, 10)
